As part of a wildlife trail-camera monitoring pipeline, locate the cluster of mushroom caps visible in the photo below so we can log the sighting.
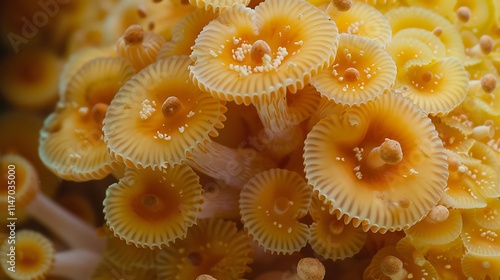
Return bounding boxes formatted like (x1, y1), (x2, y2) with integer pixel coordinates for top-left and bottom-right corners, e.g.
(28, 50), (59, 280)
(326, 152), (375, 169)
(2, 0), (500, 278)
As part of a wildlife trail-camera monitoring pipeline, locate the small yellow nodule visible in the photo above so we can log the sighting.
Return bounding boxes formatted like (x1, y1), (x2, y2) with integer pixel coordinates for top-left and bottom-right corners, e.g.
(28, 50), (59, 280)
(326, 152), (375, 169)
(424, 205), (449, 223)
(479, 35), (494, 55)
(344, 67), (360, 83)
(432, 27), (443, 37)
(421, 71), (433, 83)
(381, 255), (407, 280)
(124, 25), (145, 44)
(456, 6), (471, 23)
(137, 6), (148, 18)
(467, 35), (494, 56)
(250, 40), (272, 64)
(331, 0), (352, 11)
(162, 96), (183, 118)
(480, 74), (497, 93)
(367, 138), (403, 169)
(397, 198), (411, 209)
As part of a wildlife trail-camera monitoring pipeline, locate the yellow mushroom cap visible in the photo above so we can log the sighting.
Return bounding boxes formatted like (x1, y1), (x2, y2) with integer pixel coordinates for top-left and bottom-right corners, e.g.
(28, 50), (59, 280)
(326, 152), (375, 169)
(431, 116), (468, 149)
(355, 0), (401, 10)
(455, 0), (498, 35)
(455, 138), (500, 174)
(385, 37), (434, 81)
(463, 161), (499, 200)
(0, 230), (54, 280)
(396, 56), (469, 116)
(156, 218), (253, 279)
(392, 28), (447, 59)
(0, 48), (60, 110)
(306, 95), (346, 131)
(40, 56), (136, 181)
(461, 216), (500, 256)
(103, 55), (226, 170)
(385, 6), (465, 60)
(39, 103), (119, 182)
(311, 34), (396, 106)
(189, 0), (339, 105)
(394, 236), (427, 266)
(101, 0), (151, 44)
(363, 246), (438, 280)
(64, 56), (135, 107)
(157, 9), (218, 58)
(408, 236), (466, 279)
(396, 235), (468, 280)
(240, 168), (311, 254)
(404, 207), (462, 245)
(308, 197), (367, 261)
(326, 1), (392, 48)
(102, 229), (160, 269)
(189, 0), (250, 13)
(404, 0), (456, 18)
(461, 252), (500, 280)
(116, 24), (166, 71)
(1, 154), (39, 209)
(462, 198), (500, 230)
(58, 46), (118, 102)
(286, 84), (321, 125)
(303, 92), (448, 233)
(440, 150), (489, 209)
(91, 260), (158, 280)
(142, 1), (197, 41)
(103, 163), (203, 249)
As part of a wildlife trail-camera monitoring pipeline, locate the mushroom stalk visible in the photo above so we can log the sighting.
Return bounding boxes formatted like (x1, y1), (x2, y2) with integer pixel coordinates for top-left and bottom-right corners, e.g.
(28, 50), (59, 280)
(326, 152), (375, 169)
(199, 183), (241, 219)
(366, 138), (403, 169)
(26, 192), (105, 253)
(50, 249), (102, 280)
(254, 92), (293, 132)
(186, 139), (274, 188)
(253, 93), (304, 158)
(472, 125), (495, 140)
